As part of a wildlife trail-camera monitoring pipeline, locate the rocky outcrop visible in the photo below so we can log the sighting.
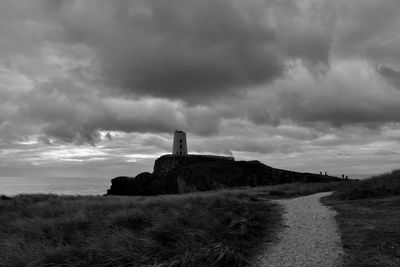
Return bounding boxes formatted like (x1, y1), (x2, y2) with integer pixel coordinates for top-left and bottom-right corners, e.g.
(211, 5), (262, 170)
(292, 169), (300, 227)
(107, 155), (342, 196)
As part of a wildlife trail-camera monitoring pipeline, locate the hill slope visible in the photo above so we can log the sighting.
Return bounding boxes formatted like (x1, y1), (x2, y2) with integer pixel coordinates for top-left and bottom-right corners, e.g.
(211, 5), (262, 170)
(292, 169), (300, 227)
(107, 155), (341, 196)
(333, 169), (400, 199)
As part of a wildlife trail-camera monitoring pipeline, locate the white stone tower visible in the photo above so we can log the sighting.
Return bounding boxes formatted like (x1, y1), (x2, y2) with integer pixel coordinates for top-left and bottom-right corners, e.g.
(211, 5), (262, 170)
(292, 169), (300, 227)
(172, 130), (188, 156)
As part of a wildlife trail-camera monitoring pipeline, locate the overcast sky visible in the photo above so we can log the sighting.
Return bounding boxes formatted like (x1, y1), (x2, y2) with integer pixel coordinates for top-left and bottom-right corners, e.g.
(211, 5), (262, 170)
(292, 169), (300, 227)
(1, 0), (400, 178)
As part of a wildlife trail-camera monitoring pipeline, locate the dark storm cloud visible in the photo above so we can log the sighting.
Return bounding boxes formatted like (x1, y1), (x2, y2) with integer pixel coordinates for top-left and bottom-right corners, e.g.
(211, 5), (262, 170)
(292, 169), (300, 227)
(333, 0), (400, 64)
(21, 94), (179, 145)
(39, 0), (336, 102)
(1, 0), (400, 163)
(16, 76), (222, 144)
(1, 0), (338, 145)
(279, 89), (400, 126)
(272, 62), (400, 126)
(377, 65), (400, 89)
(52, 0), (281, 101)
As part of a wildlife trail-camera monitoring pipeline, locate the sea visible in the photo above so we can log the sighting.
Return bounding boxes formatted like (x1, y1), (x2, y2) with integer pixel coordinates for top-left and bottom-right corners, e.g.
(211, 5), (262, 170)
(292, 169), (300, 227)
(0, 174), (375, 196)
(0, 176), (111, 196)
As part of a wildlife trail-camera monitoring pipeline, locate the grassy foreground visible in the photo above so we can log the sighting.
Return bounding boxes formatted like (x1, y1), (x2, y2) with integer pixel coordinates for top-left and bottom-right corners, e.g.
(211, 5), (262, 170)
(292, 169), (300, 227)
(0, 191), (280, 267)
(324, 170), (400, 267)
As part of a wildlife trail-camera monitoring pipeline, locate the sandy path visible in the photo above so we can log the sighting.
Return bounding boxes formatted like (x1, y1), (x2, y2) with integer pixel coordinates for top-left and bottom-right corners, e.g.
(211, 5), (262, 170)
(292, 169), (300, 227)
(253, 192), (343, 267)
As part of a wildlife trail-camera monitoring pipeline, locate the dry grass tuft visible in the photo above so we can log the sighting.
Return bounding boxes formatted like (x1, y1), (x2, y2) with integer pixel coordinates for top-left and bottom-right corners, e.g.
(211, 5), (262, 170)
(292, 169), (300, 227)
(0, 191), (280, 267)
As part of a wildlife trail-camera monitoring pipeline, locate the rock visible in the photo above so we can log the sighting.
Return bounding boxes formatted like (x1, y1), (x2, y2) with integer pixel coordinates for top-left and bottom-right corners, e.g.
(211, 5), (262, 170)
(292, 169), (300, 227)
(107, 172), (152, 195)
(107, 155), (342, 196)
(0, 195), (12, 200)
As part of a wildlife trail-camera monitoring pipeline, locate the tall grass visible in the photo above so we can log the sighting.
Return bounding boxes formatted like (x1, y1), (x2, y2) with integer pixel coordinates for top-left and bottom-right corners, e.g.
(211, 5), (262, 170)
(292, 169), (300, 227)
(0, 192), (280, 267)
(333, 170), (400, 199)
(254, 182), (342, 198)
(324, 170), (400, 266)
(218, 182), (342, 199)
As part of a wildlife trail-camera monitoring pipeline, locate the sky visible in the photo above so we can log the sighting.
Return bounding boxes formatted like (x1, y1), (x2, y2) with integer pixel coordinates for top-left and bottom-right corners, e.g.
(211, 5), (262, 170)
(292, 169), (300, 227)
(1, 0), (400, 179)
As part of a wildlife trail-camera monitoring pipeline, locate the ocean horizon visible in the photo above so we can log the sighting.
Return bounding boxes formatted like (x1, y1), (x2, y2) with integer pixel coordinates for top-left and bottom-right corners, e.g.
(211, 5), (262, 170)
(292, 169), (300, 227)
(0, 176), (111, 196)
(0, 173), (375, 196)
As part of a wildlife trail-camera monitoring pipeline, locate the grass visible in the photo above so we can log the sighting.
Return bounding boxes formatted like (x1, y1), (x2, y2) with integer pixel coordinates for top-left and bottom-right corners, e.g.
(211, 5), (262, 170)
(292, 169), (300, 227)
(220, 181), (343, 199)
(0, 181), (352, 266)
(251, 181), (342, 198)
(0, 191), (281, 267)
(324, 170), (400, 267)
(333, 170), (400, 200)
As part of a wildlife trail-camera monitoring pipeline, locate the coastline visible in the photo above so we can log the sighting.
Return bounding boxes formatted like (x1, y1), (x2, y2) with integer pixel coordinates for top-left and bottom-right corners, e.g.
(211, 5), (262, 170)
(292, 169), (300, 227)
(0, 176), (111, 196)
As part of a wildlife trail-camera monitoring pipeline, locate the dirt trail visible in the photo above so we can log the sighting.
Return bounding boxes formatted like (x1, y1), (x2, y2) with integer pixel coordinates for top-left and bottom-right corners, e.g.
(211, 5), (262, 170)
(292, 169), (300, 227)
(254, 192), (343, 267)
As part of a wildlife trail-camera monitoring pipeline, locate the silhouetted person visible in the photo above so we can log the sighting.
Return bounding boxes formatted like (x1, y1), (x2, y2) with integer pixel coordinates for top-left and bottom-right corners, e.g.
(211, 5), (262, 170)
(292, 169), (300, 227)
(342, 174), (345, 179)
(320, 171), (322, 175)
(345, 175), (349, 180)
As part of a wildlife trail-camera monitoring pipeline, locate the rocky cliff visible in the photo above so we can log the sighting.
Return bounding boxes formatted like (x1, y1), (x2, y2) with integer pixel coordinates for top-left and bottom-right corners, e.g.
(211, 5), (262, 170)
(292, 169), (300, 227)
(107, 155), (342, 196)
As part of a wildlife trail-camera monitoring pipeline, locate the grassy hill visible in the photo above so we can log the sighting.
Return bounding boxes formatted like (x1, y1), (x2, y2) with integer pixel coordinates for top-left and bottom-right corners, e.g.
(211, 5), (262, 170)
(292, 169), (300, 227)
(0, 191), (280, 267)
(324, 170), (400, 266)
(333, 169), (400, 199)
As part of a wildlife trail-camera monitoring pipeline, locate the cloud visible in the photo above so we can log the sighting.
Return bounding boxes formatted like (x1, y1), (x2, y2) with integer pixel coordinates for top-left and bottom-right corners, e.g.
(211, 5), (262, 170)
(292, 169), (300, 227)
(52, 0), (282, 101)
(14, 74), (223, 144)
(377, 65), (400, 89)
(0, 0), (340, 105)
(332, 0), (400, 65)
(1, 0), (400, 177)
(266, 60), (400, 126)
(34, 0), (337, 102)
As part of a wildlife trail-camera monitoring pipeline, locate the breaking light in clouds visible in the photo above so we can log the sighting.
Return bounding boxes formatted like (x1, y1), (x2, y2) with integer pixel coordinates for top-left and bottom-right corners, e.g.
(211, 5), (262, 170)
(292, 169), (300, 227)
(1, 0), (400, 178)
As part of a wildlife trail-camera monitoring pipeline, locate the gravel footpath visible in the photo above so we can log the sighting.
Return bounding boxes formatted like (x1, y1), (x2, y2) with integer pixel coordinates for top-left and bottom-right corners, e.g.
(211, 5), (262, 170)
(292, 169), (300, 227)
(253, 192), (343, 267)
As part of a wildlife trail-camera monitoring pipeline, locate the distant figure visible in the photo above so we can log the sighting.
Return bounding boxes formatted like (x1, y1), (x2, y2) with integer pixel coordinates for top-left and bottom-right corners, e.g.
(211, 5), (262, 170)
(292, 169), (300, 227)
(342, 174), (345, 179)
(345, 175), (349, 180)
(325, 171), (327, 176)
(320, 171), (322, 175)
(172, 130), (188, 156)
